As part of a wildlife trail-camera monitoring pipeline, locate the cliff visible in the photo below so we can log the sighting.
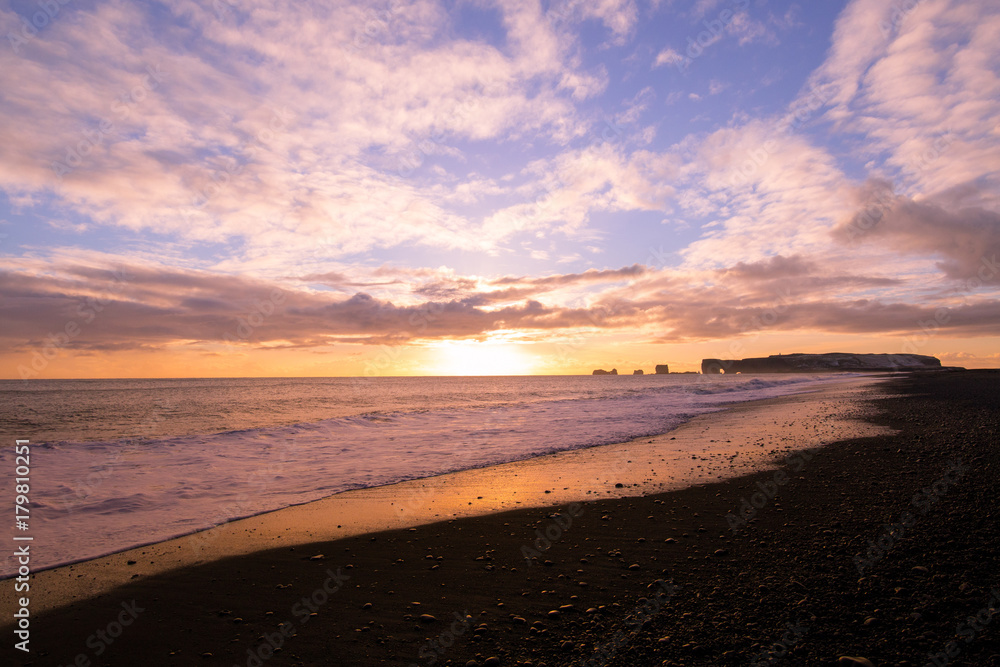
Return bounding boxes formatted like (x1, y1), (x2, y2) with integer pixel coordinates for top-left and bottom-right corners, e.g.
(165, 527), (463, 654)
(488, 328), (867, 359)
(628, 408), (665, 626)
(701, 353), (950, 374)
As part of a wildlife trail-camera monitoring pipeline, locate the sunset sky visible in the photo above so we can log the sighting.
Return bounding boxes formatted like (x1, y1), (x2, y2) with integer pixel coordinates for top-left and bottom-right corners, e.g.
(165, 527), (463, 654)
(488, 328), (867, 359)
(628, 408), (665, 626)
(1, 0), (998, 378)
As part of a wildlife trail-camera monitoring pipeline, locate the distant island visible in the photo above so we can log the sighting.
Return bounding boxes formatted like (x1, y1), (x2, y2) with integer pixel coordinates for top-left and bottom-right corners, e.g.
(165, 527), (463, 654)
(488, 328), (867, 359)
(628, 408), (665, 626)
(594, 364), (671, 375)
(700, 353), (955, 374)
(592, 354), (961, 376)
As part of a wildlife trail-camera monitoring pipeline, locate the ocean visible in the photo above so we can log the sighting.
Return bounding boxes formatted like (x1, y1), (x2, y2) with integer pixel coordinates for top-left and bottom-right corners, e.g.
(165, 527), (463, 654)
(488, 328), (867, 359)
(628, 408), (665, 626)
(0, 374), (849, 574)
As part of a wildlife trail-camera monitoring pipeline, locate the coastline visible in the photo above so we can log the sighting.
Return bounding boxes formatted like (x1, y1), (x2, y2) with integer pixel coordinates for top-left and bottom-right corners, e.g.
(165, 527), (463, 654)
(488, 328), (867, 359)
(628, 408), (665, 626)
(2, 373), (861, 579)
(2, 375), (885, 619)
(7, 370), (999, 666)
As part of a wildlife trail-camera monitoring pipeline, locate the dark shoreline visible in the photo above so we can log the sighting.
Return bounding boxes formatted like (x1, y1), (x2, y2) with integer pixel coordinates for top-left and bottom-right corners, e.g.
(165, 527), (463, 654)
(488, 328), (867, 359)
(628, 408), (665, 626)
(7, 370), (1000, 667)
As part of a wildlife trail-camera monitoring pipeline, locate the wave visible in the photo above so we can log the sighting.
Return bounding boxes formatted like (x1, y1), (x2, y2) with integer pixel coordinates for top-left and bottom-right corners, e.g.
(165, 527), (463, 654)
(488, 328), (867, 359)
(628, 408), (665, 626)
(0, 373), (844, 575)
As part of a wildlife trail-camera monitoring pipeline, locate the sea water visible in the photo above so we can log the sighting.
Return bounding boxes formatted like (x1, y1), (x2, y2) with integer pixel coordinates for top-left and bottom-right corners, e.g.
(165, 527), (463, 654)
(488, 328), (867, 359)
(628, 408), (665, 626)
(0, 374), (852, 574)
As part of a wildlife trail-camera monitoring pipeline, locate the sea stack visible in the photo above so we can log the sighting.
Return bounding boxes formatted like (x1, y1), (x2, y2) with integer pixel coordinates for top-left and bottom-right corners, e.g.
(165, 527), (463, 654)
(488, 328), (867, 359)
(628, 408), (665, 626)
(655, 364), (669, 374)
(633, 370), (643, 375)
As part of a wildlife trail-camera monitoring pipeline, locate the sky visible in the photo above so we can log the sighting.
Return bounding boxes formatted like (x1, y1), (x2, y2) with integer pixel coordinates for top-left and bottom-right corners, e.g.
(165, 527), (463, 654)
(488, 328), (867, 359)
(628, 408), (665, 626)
(1, 0), (998, 378)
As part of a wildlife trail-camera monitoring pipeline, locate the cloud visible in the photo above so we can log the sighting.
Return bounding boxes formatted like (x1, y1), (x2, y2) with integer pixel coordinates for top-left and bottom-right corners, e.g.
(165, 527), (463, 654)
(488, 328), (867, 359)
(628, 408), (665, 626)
(689, 0), (725, 21)
(717, 255), (815, 281)
(803, 0), (1000, 196)
(645, 297), (1000, 342)
(0, 0), (618, 269)
(481, 143), (677, 240)
(551, 0), (640, 44)
(672, 120), (850, 269)
(653, 47), (685, 68)
(3, 253), (996, 376)
(725, 9), (775, 46)
(708, 79), (728, 95)
(1, 0), (998, 375)
(833, 180), (1000, 282)
(295, 271), (404, 290)
(617, 86), (655, 124)
(490, 264), (647, 287)
(805, 0), (899, 120)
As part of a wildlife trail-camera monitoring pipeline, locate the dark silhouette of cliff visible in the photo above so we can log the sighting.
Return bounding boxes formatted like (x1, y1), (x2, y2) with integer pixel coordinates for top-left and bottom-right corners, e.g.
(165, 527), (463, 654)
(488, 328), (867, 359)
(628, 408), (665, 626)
(701, 353), (951, 374)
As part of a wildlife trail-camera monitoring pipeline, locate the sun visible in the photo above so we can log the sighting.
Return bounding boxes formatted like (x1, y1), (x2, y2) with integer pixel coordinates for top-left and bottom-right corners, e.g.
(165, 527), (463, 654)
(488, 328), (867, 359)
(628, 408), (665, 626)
(428, 341), (537, 376)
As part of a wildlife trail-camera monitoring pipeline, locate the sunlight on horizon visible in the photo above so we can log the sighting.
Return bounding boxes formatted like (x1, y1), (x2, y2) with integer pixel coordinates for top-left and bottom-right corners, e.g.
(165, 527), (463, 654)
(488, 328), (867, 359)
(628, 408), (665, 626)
(427, 341), (538, 376)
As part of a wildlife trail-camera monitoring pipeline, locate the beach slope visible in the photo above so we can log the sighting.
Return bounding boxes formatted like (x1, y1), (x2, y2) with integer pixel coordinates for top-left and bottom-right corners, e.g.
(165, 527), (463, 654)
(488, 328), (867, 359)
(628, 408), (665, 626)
(5, 371), (1000, 666)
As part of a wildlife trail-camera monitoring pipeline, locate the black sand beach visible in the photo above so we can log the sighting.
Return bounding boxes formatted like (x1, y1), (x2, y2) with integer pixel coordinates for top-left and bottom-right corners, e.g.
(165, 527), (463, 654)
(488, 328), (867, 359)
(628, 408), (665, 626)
(6, 370), (1000, 666)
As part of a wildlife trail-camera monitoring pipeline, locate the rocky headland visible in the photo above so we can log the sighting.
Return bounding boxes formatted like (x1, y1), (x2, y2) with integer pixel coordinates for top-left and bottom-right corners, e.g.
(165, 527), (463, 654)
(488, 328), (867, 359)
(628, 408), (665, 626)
(701, 353), (955, 375)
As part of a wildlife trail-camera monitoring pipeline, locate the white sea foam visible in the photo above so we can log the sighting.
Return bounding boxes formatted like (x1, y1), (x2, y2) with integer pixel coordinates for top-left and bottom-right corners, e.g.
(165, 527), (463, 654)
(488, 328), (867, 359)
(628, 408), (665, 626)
(0, 374), (855, 574)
